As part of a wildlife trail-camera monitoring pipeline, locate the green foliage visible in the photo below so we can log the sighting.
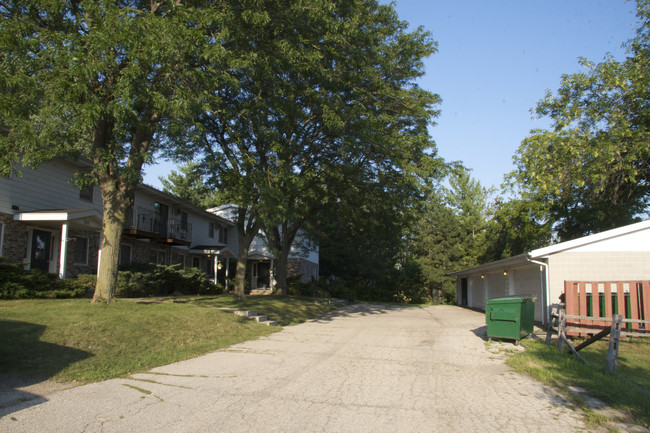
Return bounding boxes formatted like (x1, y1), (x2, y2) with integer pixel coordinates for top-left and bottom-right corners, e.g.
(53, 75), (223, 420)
(511, 0), (650, 241)
(174, 0), (441, 295)
(0, 262), (220, 300)
(482, 197), (552, 261)
(0, 263), (88, 299)
(114, 263), (221, 298)
(159, 161), (223, 208)
(408, 166), (491, 301)
(0, 0), (233, 300)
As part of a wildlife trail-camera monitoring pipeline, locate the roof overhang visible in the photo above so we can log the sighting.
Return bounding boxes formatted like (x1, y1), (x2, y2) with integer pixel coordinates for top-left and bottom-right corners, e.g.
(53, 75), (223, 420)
(14, 209), (103, 230)
(446, 253), (536, 277)
(529, 219), (650, 258)
(247, 253), (274, 261)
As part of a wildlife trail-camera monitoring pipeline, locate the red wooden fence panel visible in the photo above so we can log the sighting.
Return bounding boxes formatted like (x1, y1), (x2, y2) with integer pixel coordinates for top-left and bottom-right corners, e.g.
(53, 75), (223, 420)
(641, 281), (650, 322)
(617, 282), (626, 317)
(630, 283), (640, 331)
(564, 281), (650, 337)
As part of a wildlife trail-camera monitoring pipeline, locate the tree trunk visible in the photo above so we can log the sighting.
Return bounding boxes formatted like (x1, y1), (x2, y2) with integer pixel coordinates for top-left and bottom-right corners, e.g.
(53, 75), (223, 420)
(233, 242), (250, 301)
(274, 251), (289, 296)
(266, 221), (301, 296)
(93, 214), (125, 303)
(90, 117), (152, 303)
(232, 206), (261, 301)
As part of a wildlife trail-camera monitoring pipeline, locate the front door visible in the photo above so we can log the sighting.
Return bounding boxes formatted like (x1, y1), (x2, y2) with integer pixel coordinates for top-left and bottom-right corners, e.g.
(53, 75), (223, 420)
(460, 278), (468, 306)
(31, 229), (52, 272)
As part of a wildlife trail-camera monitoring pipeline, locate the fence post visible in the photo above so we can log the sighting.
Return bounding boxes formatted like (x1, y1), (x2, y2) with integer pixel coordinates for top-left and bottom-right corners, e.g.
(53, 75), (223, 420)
(606, 314), (623, 374)
(546, 306), (558, 346)
(557, 308), (566, 352)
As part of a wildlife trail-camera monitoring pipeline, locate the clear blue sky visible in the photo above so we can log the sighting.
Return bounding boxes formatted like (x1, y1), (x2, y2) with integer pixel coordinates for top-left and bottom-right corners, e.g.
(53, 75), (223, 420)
(143, 0), (639, 190)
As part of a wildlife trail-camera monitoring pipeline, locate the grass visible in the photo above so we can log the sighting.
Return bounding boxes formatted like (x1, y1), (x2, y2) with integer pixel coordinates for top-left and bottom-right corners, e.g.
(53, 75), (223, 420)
(0, 295), (337, 383)
(507, 337), (650, 428)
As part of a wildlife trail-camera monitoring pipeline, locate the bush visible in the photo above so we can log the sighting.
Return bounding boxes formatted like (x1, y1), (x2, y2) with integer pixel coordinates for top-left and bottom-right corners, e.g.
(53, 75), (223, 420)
(115, 263), (221, 298)
(0, 261), (220, 300)
(0, 262), (88, 299)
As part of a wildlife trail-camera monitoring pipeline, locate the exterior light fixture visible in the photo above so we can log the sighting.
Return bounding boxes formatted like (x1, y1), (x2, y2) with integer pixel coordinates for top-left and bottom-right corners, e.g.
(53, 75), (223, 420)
(481, 274), (485, 279)
(503, 270), (508, 276)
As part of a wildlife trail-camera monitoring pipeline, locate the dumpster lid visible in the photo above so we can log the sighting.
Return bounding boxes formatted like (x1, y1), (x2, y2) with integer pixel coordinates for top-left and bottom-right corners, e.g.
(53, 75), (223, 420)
(486, 295), (537, 304)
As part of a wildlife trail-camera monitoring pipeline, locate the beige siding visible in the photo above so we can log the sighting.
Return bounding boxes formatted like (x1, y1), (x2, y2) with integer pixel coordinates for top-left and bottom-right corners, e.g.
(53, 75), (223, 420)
(462, 264), (546, 323)
(546, 251), (650, 307)
(508, 265), (545, 322)
(468, 275), (486, 309)
(0, 160), (102, 214)
(486, 271), (507, 300)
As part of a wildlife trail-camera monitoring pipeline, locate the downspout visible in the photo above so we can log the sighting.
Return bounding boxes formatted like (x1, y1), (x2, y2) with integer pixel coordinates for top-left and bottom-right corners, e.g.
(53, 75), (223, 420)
(527, 257), (550, 326)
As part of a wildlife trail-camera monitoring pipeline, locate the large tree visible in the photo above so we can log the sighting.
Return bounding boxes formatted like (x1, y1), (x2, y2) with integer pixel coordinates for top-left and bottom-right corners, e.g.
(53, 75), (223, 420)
(186, 0), (440, 296)
(511, 0), (650, 240)
(159, 162), (222, 209)
(0, 0), (228, 302)
(409, 166), (491, 302)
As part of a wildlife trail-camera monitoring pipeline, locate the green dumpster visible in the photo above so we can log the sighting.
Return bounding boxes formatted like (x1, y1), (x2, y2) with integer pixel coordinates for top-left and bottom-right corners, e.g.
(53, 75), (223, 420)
(485, 295), (536, 345)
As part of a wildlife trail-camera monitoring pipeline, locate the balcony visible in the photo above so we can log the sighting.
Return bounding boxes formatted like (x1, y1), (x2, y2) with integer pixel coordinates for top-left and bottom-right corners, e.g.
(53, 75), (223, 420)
(163, 221), (192, 246)
(124, 208), (192, 246)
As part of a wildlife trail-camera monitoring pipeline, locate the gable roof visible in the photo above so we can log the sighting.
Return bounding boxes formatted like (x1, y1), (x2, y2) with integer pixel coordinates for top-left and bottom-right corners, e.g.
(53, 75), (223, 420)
(448, 219), (650, 277)
(529, 219), (650, 258)
(137, 184), (234, 227)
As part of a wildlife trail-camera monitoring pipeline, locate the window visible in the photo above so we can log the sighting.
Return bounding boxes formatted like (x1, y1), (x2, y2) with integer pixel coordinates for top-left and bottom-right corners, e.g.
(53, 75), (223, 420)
(0, 222), (4, 257)
(180, 211), (188, 229)
(192, 257), (200, 268)
(172, 251), (185, 267)
(219, 226), (228, 244)
(72, 237), (89, 265)
(150, 249), (166, 265)
(119, 244), (132, 266)
(208, 222), (215, 238)
(79, 186), (94, 202)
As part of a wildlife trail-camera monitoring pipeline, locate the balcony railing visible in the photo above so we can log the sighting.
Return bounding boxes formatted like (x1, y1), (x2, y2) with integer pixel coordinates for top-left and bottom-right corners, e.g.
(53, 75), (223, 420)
(166, 221), (192, 244)
(124, 208), (192, 245)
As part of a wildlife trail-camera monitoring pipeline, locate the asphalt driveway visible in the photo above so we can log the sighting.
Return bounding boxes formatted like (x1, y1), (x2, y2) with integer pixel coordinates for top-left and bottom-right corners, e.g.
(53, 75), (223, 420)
(1, 304), (586, 432)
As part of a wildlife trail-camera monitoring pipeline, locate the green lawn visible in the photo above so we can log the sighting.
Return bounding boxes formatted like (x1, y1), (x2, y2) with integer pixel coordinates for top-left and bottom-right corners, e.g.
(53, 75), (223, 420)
(0, 295), (337, 383)
(507, 338), (650, 428)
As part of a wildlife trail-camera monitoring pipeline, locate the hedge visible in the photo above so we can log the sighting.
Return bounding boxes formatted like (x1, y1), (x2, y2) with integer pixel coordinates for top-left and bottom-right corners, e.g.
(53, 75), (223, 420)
(0, 262), (221, 300)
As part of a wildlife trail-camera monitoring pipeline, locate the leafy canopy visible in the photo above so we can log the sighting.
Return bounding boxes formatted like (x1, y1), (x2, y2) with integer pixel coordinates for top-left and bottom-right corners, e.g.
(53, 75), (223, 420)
(511, 0), (650, 240)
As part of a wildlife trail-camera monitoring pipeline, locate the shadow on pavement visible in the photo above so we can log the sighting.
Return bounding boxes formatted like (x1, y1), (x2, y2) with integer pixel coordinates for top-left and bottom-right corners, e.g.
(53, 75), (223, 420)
(310, 303), (421, 323)
(0, 320), (90, 417)
(472, 325), (488, 340)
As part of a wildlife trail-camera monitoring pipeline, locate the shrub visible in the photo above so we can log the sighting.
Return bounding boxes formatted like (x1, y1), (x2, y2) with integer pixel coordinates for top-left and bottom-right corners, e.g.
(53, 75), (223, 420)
(0, 263), (88, 299)
(0, 261), (220, 300)
(115, 263), (220, 298)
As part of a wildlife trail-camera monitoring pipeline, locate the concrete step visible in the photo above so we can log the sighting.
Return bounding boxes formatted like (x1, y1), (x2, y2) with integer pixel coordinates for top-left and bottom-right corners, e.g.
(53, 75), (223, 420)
(249, 289), (273, 295)
(261, 320), (278, 326)
(231, 309), (277, 326)
(234, 310), (258, 317)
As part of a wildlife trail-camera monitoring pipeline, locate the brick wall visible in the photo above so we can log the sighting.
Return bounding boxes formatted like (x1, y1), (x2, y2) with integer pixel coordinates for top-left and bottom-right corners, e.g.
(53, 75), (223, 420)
(65, 230), (101, 277)
(0, 213), (28, 266)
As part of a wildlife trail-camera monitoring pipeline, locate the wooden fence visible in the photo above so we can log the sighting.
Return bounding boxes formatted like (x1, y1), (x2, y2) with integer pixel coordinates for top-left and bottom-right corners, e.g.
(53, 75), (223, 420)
(564, 281), (650, 337)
